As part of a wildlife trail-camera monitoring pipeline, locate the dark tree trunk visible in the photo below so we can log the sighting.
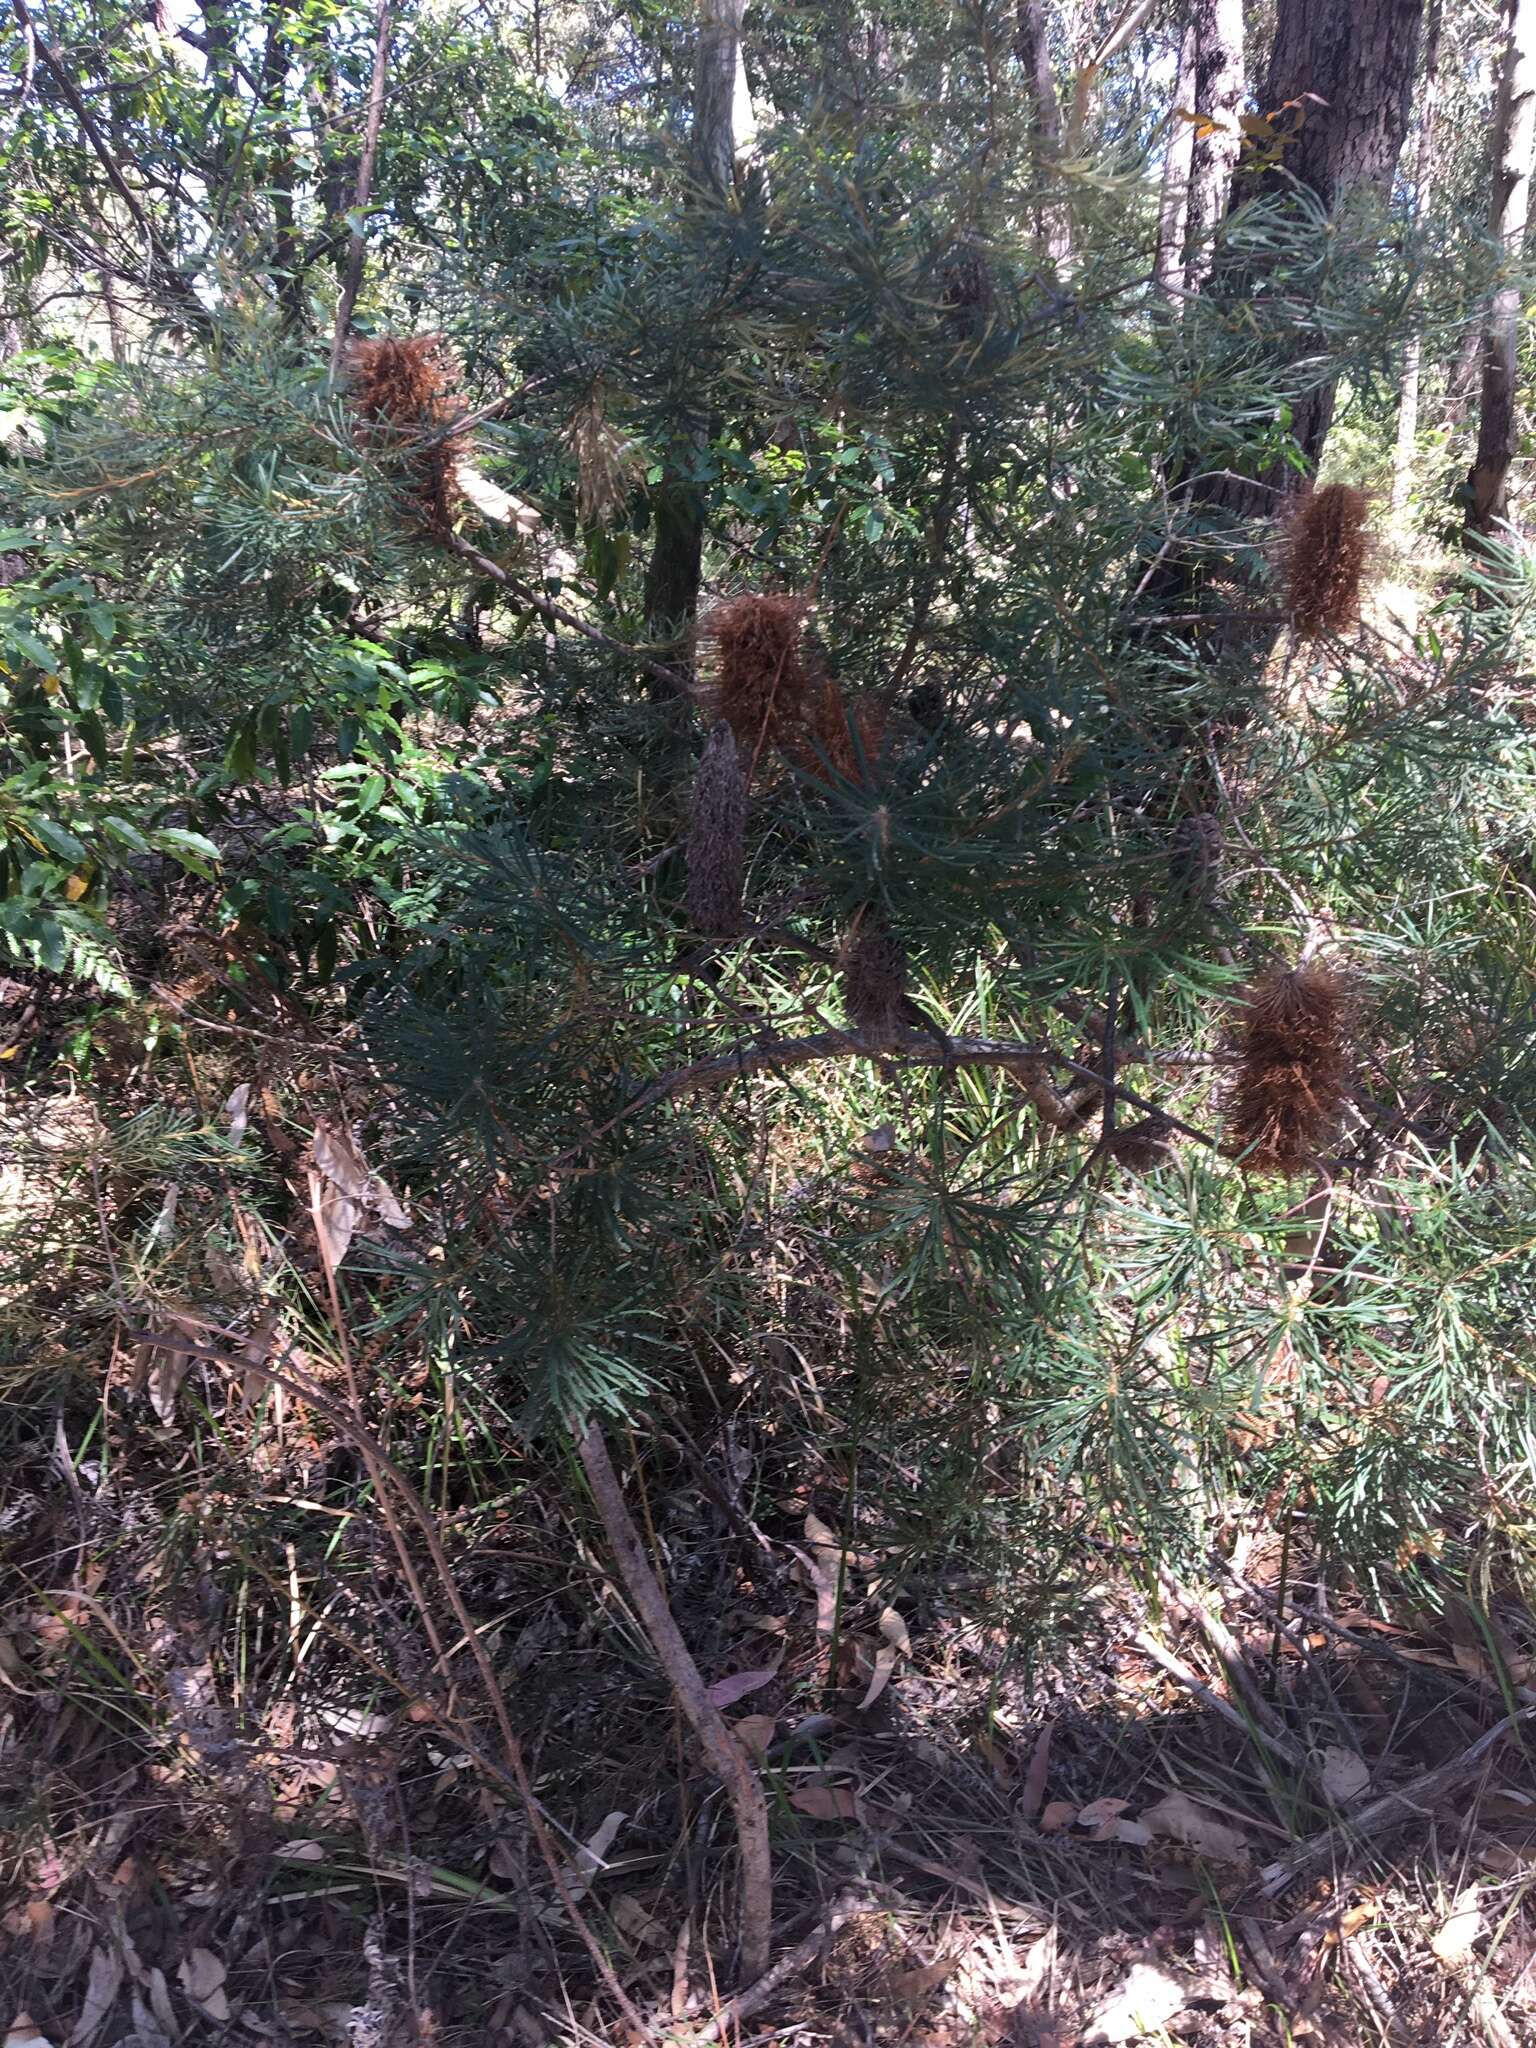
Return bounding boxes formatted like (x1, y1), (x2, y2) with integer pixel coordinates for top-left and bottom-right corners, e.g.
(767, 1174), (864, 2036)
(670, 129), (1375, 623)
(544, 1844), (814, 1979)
(1186, 0), (1245, 290)
(642, 0), (755, 669)
(1466, 0), (1536, 537)
(1239, 0), (1424, 482)
(643, 485), (706, 650)
(1390, 0), (1442, 519)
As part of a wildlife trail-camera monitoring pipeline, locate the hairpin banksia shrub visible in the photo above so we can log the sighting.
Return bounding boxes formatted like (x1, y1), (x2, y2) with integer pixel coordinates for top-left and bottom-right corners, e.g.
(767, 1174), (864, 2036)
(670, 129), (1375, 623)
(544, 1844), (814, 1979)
(1285, 483), (1370, 639)
(685, 721), (747, 938)
(1224, 960), (1352, 1173)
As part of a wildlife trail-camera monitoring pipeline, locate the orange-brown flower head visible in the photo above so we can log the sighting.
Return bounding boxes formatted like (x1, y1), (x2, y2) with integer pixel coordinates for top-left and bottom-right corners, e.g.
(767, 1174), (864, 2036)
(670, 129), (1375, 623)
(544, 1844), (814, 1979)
(698, 594), (814, 758)
(1285, 484), (1369, 639)
(1224, 960), (1351, 1174)
(346, 335), (465, 536)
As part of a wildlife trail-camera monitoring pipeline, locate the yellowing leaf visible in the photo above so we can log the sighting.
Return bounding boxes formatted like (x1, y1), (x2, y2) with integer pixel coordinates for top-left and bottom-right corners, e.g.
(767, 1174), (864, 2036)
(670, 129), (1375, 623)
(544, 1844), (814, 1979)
(1142, 1790), (1252, 1866)
(1432, 1888), (1485, 1969)
(64, 873), (89, 902)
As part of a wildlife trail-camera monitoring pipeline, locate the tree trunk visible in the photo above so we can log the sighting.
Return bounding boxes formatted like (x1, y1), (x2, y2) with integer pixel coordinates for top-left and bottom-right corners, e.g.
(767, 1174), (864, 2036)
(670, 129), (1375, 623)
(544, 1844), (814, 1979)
(1153, 23), (1196, 301)
(1185, 0), (1245, 290)
(1015, 0), (1071, 262)
(1248, 0), (1424, 481)
(1390, 0), (1443, 522)
(693, 0), (750, 198)
(644, 0), (757, 663)
(1466, 0), (1536, 537)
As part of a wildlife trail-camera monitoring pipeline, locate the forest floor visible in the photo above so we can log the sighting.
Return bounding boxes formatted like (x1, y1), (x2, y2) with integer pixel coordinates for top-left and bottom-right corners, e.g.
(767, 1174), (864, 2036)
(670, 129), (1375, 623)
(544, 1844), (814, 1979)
(7, 1012), (1536, 2048)
(7, 566), (1536, 2048)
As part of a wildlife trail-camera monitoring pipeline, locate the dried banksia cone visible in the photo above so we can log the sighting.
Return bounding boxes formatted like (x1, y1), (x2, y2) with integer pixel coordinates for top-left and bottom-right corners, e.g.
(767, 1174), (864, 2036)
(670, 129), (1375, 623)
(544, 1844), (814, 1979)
(685, 722), (747, 938)
(907, 678), (946, 734)
(347, 335), (465, 536)
(1105, 1116), (1176, 1173)
(1224, 960), (1351, 1173)
(842, 914), (912, 1041)
(1285, 484), (1369, 639)
(700, 594), (813, 756)
(1167, 812), (1224, 908)
(565, 390), (640, 526)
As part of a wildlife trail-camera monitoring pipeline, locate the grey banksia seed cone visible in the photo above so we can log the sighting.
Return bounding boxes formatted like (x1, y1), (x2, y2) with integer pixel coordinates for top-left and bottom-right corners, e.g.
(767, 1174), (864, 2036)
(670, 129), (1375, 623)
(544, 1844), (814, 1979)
(685, 721), (747, 938)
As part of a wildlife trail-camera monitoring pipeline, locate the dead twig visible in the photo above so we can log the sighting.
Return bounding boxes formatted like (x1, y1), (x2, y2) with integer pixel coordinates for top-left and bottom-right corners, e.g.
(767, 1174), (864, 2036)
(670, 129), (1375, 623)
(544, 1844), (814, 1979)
(578, 1425), (773, 1985)
(682, 1891), (879, 2044)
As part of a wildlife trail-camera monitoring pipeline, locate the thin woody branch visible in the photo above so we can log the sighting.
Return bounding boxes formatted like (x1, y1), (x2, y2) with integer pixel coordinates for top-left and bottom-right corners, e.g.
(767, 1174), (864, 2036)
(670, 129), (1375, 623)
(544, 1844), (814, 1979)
(624, 1025), (1220, 1150)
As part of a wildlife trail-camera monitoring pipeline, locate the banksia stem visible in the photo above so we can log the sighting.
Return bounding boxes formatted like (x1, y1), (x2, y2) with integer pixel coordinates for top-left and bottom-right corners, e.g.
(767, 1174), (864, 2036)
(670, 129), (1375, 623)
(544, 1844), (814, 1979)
(685, 722), (747, 938)
(1286, 484), (1369, 639)
(842, 912), (912, 1041)
(1224, 960), (1350, 1173)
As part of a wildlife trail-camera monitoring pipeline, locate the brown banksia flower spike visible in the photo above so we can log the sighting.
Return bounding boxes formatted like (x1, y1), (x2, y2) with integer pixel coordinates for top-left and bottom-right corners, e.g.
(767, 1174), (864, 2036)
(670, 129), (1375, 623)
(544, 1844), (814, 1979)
(798, 678), (888, 789)
(1285, 483), (1369, 639)
(346, 334), (467, 537)
(1105, 1115), (1177, 1173)
(1167, 812), (1224, 908)
(685, 721), (747, 939)
(842, 912), (912, 1042)
(699, 594), (814, 758)
(1224, 959), (1351, 1173)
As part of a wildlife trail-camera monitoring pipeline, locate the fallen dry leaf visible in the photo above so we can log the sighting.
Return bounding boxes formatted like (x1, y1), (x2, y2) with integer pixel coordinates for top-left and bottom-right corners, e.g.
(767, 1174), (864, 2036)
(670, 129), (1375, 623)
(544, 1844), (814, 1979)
(789, 1781), (860, 1821)
(705, 1665), (778, 1708)
(68, 1946), (123, 2045)
(1076, 1797), (1131, 1830)
(7, 2021), (57, 2048)
(1318, 1743), (1370, 1804)
(1083, 1960), (1188, 2044)
(1142, 1790), (1252, 1865)
(612, 1893), (669, 1947)
(1019, 1722), (1053, 1822)
(565, 1810), (626, 1904)
(178, 1946), (230, 2022)
(732, 1714), (776, 1760)
(1039, 1800), (1078, 1833)
(273, 1839), (327, 1861)
(1432, 1887), (1485, 1969)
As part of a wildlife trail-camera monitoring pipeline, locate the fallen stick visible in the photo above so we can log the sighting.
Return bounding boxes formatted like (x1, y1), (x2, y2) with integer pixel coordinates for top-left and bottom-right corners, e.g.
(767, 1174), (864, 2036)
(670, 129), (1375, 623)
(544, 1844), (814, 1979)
(1258, 1705), (1536, 1898)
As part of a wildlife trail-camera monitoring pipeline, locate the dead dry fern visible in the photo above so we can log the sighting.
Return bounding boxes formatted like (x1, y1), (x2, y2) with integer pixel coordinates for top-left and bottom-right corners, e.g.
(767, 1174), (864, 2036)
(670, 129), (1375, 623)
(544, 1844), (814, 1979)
(346, 334), (466, 536)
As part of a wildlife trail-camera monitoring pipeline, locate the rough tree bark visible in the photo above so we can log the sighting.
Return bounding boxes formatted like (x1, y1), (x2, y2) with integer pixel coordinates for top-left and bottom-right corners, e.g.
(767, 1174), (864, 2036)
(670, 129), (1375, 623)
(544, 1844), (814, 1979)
(1243, 0), (1425, 481)
(1015, 0), (1071, 262)
(1466, 0), (1536, 538)
(642, 0), (756, 663)
(1185, 0), (1245, 290)
(1391, 0), (1443, 521)
(1154, 22), (1197, 300)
